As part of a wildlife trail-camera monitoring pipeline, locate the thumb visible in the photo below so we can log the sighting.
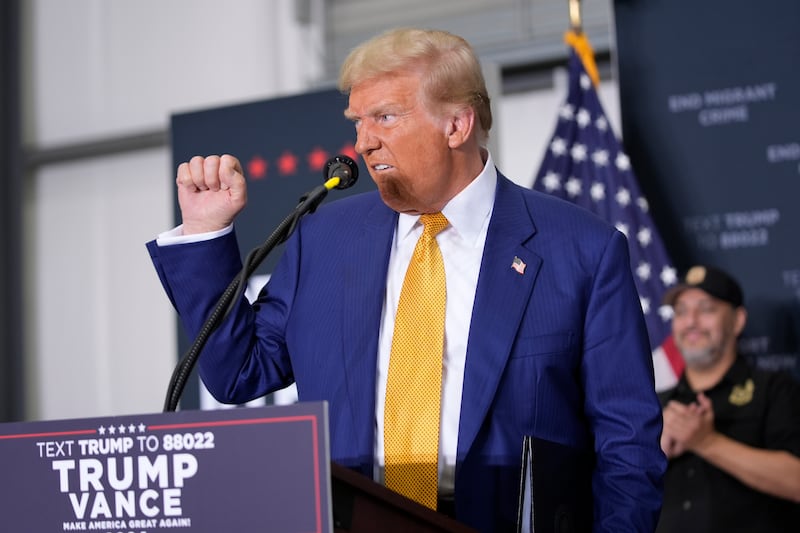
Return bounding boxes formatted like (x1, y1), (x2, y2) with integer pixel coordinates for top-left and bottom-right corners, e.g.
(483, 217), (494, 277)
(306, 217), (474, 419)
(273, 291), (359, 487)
(219, 155), (247, 200)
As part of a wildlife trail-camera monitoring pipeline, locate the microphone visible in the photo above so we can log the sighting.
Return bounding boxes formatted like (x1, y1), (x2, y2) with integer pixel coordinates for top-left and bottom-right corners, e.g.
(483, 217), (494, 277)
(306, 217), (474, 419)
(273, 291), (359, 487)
(324, 155), (359, 190)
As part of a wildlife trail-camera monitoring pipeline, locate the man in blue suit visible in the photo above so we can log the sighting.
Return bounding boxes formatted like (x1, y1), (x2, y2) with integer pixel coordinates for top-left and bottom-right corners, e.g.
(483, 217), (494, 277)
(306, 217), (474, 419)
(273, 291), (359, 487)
(148, 28), (665, 531)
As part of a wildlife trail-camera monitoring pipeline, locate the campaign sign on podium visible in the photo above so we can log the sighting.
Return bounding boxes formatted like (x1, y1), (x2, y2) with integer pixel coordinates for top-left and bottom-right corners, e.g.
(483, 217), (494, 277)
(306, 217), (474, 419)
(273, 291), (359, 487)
(0, 402), (332, 532)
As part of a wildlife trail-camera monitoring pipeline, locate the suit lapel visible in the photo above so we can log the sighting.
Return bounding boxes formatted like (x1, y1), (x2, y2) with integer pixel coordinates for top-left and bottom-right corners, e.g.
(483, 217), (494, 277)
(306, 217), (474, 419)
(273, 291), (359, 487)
(457, 176), (541, 462)
(338, 198), (396, 458)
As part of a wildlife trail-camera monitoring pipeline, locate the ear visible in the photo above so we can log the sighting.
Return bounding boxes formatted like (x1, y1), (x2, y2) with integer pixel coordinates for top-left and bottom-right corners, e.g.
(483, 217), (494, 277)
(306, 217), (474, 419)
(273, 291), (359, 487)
(444, 106), (476, 148)
(733, 307), (747, 337)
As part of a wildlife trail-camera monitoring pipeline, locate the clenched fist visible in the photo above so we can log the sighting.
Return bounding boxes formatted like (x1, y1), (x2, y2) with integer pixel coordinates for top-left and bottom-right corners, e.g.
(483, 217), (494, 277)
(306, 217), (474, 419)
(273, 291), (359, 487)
(176, 154), (248, 235)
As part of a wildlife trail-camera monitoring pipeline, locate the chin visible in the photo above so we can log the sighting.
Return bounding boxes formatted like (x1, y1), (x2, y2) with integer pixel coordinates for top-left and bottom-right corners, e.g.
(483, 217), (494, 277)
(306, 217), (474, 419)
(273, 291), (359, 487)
(376, 183), (413, 213)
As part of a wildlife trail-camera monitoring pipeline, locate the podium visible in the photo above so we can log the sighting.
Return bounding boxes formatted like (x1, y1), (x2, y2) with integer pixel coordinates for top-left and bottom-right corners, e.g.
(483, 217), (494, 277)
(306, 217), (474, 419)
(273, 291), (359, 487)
(331, 462), (475, 532)
(0, 402), (475, 532)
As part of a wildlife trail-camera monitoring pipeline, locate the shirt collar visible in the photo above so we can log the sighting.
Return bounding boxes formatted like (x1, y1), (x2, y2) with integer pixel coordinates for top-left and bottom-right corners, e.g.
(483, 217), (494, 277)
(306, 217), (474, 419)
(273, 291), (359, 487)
(396, 150), (497, 244)
(674, 355), (750, 396)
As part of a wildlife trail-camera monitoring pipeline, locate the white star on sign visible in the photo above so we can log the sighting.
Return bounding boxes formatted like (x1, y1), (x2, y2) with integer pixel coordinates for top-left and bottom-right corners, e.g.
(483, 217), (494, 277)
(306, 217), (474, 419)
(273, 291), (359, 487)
(637, 197), (650, 213)
(596, 116), (608, 131)
(580, 73), (592, 90)
(659, 305), (674, 322)
(559, 104), (575, 121)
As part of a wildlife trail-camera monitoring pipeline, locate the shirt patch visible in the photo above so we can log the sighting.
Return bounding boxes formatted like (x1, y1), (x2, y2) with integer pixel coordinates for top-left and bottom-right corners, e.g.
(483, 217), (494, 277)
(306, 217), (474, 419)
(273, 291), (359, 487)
(728, 378), (754, 406)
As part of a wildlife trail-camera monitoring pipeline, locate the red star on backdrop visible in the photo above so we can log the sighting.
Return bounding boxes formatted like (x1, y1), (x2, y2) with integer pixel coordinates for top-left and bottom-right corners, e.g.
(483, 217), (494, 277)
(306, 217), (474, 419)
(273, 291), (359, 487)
(307, 147), (330, 172)
(277, 151), (298, 175)
(338, 143), (358, 161)
(247, 155), (268, 180)
(244, 144), (358, 181)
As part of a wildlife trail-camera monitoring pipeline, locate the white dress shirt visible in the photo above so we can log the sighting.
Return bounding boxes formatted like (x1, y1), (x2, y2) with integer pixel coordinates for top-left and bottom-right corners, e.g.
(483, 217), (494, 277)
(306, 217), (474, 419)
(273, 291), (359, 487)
(374, 154), (497, 496)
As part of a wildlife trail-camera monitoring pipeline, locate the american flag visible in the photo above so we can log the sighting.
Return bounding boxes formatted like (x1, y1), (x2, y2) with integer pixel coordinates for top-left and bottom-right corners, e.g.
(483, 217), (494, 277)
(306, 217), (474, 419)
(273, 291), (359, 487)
(512, 256), (527, 275)
(532, 32), (683, 391)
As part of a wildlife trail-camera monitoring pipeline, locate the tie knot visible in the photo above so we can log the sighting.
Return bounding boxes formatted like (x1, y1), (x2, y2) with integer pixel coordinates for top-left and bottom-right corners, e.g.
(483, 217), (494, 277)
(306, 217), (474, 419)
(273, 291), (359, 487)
(419, 213), (449, 238)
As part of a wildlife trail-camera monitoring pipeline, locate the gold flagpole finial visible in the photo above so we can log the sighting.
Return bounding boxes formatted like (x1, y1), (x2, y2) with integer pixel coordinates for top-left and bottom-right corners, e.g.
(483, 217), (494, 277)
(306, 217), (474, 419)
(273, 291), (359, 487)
(568, 0), (583, 34)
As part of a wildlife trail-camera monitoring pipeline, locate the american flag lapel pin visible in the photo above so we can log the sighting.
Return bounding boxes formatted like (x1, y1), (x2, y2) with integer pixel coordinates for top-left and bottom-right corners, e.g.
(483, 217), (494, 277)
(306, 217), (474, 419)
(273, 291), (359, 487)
(511, 256), (526, 275)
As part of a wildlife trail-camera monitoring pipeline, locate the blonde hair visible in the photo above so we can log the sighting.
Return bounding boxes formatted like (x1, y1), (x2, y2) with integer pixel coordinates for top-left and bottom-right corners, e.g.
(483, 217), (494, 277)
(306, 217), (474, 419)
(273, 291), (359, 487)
(338, 28), (492, 141)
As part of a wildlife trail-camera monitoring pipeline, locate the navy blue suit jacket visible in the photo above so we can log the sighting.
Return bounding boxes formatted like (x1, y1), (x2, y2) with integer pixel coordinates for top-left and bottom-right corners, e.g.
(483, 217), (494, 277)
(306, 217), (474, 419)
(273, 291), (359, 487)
(148, 173), (665, 531)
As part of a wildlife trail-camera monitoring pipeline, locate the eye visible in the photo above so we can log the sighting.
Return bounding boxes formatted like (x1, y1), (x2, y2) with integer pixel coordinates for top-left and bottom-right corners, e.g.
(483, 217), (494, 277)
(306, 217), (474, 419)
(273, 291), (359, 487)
(378, 114), (395, 124)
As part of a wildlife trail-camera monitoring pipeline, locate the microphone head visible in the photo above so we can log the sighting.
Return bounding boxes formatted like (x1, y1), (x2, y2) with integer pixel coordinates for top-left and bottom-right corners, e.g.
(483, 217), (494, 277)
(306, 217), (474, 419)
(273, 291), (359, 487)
(324, 155), (359, 190)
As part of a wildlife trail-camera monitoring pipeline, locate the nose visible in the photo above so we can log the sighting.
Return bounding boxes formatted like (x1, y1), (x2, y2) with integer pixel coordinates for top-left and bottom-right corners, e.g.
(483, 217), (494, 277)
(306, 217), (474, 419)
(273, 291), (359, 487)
(354, 122), (379, 156)
(678, 308), (700, 328)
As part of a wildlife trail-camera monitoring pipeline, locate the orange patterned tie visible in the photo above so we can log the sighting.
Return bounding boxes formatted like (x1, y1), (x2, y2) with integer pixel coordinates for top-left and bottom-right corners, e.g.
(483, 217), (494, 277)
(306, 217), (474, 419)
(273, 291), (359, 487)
(384, 212), (448, 509)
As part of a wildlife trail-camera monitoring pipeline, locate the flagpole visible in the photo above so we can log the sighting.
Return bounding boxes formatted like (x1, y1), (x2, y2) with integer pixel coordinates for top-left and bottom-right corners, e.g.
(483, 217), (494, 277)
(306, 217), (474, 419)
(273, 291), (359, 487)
(568, 0), (583, 34)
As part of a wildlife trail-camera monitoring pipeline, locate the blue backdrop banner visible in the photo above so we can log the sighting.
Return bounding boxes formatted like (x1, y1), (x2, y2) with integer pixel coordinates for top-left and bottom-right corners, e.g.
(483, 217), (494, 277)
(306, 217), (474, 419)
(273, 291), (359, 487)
(614, 0), (800, 380)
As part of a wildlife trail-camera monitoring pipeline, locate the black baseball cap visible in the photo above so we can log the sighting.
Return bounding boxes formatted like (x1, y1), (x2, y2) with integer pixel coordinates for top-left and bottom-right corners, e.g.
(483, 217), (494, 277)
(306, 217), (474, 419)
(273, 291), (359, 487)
(662, 265), (744, 307)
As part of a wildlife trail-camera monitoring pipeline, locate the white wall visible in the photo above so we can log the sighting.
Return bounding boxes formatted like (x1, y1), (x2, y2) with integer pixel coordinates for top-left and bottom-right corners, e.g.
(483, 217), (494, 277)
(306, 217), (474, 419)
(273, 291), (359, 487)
(498, 69), (622, 188)
(25, 0), (325, 420)
(24, 0), (621, 421)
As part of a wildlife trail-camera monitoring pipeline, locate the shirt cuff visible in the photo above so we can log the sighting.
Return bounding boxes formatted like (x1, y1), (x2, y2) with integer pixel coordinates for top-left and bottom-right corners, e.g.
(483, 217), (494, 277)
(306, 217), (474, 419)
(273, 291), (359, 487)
(155, 224), (234, 246)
